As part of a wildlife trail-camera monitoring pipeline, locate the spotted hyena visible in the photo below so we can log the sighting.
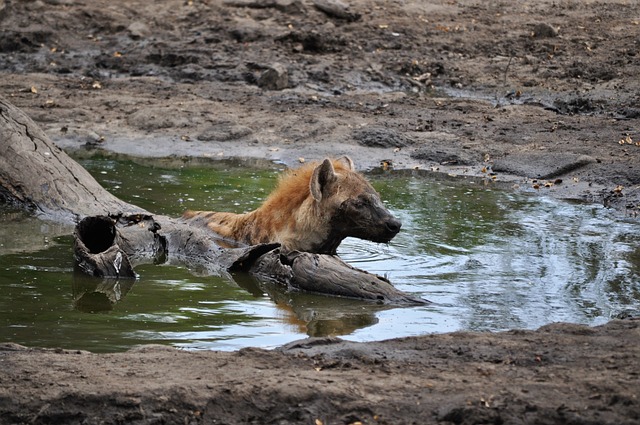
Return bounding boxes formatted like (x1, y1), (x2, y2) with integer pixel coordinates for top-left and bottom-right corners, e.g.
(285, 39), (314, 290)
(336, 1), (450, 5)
(183, 156), (401, 254)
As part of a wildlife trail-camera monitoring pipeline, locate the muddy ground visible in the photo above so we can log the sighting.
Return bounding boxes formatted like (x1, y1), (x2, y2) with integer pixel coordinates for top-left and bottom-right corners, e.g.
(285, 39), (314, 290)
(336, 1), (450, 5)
(1, 0), (639, 423)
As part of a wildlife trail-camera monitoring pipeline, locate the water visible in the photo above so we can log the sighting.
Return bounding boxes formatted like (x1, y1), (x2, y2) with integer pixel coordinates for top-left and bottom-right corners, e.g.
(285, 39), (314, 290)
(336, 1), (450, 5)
(1, 154), (638, 352)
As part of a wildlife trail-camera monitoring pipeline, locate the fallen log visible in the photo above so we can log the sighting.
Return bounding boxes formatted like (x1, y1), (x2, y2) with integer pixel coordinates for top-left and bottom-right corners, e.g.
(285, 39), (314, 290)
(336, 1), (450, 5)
(253, 249), (423, 304)
(0, 95), (427, 305)
(72, 213), (427, 304)
(0, 96), (144, 221)
(73, 213), (280, 279)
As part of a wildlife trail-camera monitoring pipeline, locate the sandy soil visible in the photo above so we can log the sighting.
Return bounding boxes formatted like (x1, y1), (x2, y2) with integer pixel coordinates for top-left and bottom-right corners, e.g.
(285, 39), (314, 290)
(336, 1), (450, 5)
(1, 0), (639, 423)
(2, 320), (640, 424)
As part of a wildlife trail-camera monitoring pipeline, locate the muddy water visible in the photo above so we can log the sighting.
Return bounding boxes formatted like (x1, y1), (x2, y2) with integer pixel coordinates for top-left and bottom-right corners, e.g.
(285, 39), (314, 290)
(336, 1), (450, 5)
(0, 156), (638, 352)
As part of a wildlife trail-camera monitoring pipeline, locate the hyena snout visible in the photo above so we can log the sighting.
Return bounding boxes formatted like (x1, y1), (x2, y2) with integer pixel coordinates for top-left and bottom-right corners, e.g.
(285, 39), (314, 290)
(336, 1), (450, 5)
(384, 216), (402, 235)
(366, 203), (402, 242)
(337, 194), (402, 243)
(375, 214), (401, 242)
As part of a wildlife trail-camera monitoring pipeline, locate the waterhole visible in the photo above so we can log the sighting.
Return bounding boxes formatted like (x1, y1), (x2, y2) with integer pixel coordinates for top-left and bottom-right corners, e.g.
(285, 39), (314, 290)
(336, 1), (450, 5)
(1, 155), (638, 352)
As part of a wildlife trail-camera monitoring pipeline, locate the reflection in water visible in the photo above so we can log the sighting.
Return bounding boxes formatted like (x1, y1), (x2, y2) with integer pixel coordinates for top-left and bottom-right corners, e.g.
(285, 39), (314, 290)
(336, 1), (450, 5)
(69, 264), (389, 340)
(233, 272), (386, 336)
(72, 273), (136, 313)
(0, 157), (639, 352)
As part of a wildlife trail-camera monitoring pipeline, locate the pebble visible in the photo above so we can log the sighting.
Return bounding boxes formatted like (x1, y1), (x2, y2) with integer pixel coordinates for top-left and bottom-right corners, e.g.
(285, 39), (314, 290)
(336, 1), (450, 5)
(258, 63), (289, 90)
(532, 23), (558, 38)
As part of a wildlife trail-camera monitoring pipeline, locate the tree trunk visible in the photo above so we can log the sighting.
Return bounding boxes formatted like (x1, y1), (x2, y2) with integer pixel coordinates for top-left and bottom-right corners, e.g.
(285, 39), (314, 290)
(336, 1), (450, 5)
(0, 96), (144, 222)
(0, 95), (427, 305)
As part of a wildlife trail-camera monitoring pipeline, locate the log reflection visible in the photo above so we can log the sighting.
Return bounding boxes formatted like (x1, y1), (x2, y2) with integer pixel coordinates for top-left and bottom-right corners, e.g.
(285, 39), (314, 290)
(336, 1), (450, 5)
(72, 272), (135, 313)
(70, 267), (390, 338)
(232, 272), (395, 338)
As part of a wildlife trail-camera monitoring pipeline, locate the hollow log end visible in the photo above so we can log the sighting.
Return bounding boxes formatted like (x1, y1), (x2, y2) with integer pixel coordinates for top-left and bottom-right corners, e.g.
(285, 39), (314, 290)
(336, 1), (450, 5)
(75, 215), (116, 254)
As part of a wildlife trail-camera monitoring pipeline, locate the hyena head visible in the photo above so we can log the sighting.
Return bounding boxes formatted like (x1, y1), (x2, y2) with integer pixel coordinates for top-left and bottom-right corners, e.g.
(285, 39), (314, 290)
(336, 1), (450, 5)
(306, 156), (402, 253)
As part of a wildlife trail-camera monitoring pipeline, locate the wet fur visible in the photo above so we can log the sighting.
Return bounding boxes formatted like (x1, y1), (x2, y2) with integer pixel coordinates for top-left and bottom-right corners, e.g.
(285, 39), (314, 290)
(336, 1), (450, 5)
(183, 157), (400, 254)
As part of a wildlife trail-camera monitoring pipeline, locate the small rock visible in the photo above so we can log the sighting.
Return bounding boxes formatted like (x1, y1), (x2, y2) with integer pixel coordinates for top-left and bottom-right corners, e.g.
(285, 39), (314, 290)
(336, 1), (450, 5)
(197, 121), (254, 142)
(410, 147), (473, 166)
(127, 21), (151, 39)
(224, 0), (304, 14)
(258, 63), (289, 90)
(313, 0), (361, 22)
(85, 131), (104, 146)
(127, 107), (191, 130)
(532, 23), (558, 38)
(492, 152), (595, 180)
(230, 18), (264, 42)
(353, 127), (413, 148)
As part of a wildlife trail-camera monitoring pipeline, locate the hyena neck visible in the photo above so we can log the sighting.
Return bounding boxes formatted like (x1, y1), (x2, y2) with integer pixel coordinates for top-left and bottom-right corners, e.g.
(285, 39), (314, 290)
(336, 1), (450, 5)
(247, 201), (337, 253)
(303, 233), (343, 255)
(225, 198), (341, 254)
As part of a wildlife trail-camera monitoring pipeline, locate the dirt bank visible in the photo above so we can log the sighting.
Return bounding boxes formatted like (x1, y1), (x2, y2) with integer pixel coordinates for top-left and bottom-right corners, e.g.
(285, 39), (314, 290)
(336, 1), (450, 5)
(1, 0), (639, 423)
(2, 320), (639, 424)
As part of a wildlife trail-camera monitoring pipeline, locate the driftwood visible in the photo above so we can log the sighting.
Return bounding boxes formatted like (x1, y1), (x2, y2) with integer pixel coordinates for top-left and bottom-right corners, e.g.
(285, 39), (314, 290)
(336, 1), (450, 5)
(0, 95), (427, 305)
(0, 97), (144, 221)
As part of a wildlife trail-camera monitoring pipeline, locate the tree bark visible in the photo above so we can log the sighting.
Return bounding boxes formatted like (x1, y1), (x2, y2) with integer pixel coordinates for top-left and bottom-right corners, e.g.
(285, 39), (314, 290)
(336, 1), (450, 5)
(0, 96), (144, 222)
(0, 95), (427, 305)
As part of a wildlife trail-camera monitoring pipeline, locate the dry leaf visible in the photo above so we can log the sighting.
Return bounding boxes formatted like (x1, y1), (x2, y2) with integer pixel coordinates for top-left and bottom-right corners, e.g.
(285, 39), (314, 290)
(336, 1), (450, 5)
(619, 135), (633, 145)
(413, 72), (431, 82)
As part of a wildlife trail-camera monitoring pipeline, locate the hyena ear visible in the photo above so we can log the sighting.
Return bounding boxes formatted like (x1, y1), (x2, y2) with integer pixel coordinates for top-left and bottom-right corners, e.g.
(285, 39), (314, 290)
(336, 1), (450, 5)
(310, 158), (337, 202)
(336, 156), (355, 171)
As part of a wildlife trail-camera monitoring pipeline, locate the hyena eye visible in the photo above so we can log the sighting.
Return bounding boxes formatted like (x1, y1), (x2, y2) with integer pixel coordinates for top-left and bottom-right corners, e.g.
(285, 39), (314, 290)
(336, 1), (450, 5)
(353, 197), (369, 208)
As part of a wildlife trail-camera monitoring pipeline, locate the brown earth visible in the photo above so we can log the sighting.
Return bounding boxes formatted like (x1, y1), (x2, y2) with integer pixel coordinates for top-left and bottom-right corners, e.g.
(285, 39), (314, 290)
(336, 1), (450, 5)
(1, 0), (639, 423)
(1, 320), (640, 425)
